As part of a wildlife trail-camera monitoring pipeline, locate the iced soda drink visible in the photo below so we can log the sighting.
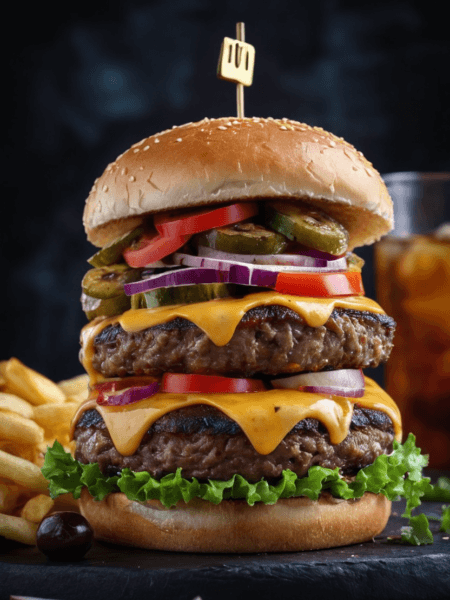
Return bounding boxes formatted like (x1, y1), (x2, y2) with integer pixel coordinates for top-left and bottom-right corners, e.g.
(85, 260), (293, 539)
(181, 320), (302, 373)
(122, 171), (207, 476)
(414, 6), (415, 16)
(375, 226), (450, 468)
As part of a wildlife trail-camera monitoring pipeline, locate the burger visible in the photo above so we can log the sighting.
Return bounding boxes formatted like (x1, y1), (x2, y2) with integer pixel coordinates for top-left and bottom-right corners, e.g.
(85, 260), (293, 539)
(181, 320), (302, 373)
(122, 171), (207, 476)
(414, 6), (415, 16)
(43, 116), (429, 552)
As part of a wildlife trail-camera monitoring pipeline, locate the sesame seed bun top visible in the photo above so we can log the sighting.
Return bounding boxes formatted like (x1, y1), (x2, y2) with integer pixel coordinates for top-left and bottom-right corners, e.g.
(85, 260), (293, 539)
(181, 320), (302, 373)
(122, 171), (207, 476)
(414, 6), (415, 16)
(83, 116), (393, 249)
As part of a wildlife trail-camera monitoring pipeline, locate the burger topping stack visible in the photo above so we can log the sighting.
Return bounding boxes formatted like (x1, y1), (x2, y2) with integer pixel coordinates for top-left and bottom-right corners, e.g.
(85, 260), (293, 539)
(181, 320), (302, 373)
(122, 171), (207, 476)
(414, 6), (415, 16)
(42, 117), (433, 552)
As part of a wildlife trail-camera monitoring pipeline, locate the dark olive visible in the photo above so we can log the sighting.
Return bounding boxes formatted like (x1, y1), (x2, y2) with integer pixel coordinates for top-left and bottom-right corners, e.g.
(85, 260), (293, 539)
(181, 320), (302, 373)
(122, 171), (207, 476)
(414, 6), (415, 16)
(36, 511), (94, 561)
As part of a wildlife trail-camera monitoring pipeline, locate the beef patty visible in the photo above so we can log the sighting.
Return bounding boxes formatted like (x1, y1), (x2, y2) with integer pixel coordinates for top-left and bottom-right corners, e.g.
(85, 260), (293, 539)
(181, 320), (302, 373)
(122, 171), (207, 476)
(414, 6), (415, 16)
(85, 306), (396, 378)
(74, 404), (395, 482)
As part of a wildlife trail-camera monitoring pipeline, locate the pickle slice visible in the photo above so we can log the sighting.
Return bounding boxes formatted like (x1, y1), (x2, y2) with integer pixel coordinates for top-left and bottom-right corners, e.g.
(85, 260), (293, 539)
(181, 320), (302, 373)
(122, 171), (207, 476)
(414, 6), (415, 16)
(87, 227), (144, 267)
(82, 264), (142, 299)
(195, 222), (288, 255)
(131, 292), (146, 309)
(265, 202), (348, 256)
(81, 292), (131, 321)
(143, 283), (236, 308)
(346, 253), (365, 272)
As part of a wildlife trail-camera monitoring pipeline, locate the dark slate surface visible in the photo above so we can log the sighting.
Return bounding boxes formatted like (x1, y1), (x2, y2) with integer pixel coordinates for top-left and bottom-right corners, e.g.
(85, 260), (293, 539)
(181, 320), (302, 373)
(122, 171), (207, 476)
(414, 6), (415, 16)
(2, 494), (450, 600)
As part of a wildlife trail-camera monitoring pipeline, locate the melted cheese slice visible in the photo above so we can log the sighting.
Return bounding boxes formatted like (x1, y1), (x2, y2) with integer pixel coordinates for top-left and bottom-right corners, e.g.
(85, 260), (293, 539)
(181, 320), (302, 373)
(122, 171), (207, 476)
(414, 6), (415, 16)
(80, 291), (386, 383)
(76, 291), (398, 456)
(72, 377), (401, 456)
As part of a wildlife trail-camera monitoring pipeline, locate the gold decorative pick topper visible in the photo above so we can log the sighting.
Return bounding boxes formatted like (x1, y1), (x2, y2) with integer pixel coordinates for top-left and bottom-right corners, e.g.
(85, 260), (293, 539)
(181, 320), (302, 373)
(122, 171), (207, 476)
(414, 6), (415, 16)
(217, 22), (255, 118)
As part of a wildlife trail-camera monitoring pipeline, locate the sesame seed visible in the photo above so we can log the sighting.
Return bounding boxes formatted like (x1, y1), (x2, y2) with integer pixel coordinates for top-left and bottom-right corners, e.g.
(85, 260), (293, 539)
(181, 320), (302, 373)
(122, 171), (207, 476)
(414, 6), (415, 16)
(225, 122), (232, 126)
(329, 140), (336, 147)
(103, 185), (108, 192)
(232, 121), (239, 125)
(144, 146), (150, 151)
(129, 176), (136, 182)
(218, 126), (227, 130)
(280, 125), (287, 130)
(121, 168), (127, 176)
(133, 149), (139, 153)
(154, 139), (160, 144)
(176, 138), (182, 142)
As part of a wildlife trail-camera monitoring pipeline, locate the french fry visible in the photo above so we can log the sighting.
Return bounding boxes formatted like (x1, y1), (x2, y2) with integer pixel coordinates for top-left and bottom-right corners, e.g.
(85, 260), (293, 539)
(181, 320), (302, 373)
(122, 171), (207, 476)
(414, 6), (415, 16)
(66, 391), (89, 405)
(0, 392), (35, 418)
(0, 449), (49, 493)
(0, 482), (23, 513)
(0, 513), (38, 545)
(0, 410), (45, 446)
(0, 364), (84, 549)
(20, 494), (54, 523)
(58, 373), (89, 403)
(1, 358), (66, 405)
(0, 440), (42, 465)
(33, 402), (79, 433)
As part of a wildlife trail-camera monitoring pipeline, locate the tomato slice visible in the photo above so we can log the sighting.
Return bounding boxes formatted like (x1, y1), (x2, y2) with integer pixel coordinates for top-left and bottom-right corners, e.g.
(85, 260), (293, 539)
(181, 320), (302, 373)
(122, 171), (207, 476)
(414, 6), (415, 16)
(154, 202), (259, 237)
(275, 271), (364, 297)
(123, 232), (190, 268)
(161, 373), (267, 394)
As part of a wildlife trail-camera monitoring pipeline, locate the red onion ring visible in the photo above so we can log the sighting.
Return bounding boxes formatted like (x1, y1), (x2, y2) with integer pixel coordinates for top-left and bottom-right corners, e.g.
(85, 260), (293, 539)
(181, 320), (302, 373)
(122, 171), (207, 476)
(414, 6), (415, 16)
(124, 256), (356, 297)
(97, 382), (160, 406)
(171, 252), (346, 273)
(271, 369), (365, 398)
(196, 246), (347, 270)
(297, 386), (365, 398)
(124, 268), (228, 295)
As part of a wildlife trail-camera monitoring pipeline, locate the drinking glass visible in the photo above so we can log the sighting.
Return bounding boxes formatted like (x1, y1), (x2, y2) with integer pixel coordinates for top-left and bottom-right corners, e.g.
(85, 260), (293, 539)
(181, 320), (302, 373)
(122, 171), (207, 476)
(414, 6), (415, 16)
(375, 173), (450, 468)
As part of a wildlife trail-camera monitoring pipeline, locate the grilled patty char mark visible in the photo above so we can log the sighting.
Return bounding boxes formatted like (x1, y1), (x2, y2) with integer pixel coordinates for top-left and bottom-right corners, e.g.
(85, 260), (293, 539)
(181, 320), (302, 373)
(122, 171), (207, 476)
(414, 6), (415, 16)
(74, 404), (395, 482)
(88, 306), (396, 378)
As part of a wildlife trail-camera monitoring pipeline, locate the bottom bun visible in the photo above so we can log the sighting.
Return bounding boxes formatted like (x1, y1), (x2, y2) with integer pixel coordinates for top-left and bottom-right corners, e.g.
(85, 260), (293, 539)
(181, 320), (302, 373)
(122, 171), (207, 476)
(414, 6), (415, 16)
(80, 489), (391, 553)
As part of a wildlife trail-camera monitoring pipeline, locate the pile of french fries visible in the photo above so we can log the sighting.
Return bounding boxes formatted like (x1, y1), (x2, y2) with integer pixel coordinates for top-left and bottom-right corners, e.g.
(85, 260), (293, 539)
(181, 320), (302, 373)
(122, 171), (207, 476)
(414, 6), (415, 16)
(0, 357), (89, 546)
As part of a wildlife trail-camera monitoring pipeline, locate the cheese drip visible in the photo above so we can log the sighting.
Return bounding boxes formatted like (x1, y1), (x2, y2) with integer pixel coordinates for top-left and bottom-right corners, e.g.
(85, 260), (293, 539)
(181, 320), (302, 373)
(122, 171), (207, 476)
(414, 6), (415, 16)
(80, 291), (386, 383)
(72, 377), (401, 456)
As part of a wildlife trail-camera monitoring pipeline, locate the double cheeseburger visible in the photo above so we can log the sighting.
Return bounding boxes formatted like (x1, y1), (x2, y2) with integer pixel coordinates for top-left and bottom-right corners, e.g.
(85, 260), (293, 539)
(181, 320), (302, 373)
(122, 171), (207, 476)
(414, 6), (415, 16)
(48, 117), (406, 552)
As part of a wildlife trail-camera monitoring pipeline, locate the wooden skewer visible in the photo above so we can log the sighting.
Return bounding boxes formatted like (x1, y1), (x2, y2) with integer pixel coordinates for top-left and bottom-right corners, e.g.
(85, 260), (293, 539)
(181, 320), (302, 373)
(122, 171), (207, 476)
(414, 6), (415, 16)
(217, 22), (255, 117)
(236, 22), (245, 118)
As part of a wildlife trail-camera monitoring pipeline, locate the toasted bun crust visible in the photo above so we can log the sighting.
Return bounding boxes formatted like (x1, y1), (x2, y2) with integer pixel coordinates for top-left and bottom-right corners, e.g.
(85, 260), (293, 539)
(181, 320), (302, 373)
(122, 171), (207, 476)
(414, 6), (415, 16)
(79, 489), (391, 553)
(83, 117), (393, 250)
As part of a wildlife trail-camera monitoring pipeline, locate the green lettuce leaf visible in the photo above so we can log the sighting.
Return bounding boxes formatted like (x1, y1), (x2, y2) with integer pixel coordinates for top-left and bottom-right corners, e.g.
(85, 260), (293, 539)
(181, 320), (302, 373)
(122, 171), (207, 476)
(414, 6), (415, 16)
(439, 505), (450, 533)
(41, 433), (434, 544)
(422, 477), (450, 502)
(400, 514), (434, 546)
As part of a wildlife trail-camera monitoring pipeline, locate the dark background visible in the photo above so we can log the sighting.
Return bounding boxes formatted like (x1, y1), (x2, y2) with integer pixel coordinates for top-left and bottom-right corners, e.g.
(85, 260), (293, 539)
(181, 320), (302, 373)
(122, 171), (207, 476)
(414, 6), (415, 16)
(3, 0), (450, 384)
